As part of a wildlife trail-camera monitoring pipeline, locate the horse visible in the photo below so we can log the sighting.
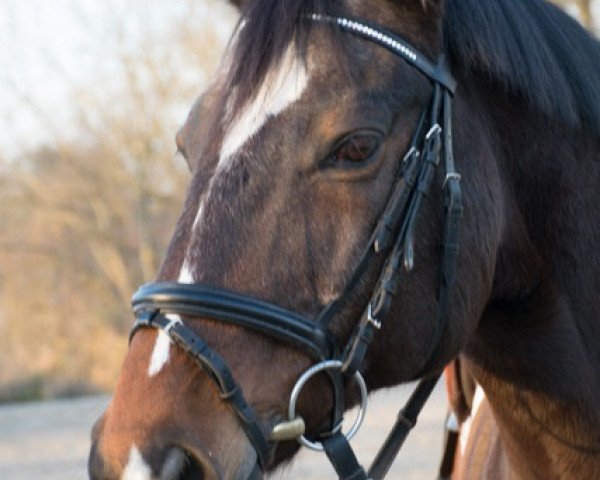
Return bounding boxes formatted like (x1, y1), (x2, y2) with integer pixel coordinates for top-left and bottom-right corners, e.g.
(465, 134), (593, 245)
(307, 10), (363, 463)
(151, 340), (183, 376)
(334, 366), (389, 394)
(88, 0), (600, 478)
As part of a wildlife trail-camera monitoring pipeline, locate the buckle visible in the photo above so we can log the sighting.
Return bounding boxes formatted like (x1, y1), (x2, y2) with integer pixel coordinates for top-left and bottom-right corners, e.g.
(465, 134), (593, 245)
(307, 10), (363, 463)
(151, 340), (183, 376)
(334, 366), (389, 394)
(367, 303), (382, 330)
(164, 315), (182, 334)
(425, 123), (442, 140)
(443, 172), (462, 188)
(286, 360), (368, 451)
(402, 146), (418, 164)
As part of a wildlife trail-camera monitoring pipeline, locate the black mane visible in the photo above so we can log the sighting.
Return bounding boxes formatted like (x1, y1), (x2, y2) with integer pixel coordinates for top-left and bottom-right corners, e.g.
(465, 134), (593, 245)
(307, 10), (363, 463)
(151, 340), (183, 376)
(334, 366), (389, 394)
(228, 0), (600, 134)
(224, 0), (342, 121)
(445, 0), (600, 134)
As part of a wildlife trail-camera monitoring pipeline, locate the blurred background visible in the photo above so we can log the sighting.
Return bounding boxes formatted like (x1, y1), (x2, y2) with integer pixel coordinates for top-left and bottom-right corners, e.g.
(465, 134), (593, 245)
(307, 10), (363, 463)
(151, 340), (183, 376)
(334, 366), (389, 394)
(0, 0), (598, 403)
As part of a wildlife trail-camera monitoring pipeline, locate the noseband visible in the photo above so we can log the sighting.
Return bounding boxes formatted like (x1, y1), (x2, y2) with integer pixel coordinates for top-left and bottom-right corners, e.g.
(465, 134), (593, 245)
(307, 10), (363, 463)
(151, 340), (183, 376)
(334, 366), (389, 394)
(130, 15), (462, 480)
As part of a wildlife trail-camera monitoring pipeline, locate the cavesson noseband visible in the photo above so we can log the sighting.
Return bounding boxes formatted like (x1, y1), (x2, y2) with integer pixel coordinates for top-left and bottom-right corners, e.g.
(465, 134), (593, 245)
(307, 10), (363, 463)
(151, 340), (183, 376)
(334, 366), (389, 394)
(130, 14), (462, 480)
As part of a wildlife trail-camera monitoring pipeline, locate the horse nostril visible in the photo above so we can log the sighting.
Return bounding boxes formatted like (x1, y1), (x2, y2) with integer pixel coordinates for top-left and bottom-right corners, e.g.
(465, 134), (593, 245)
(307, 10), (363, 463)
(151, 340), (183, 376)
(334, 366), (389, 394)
(176, 454), (204, 480)
(161, 447), (193, 480)
(174, 447), (221, 480)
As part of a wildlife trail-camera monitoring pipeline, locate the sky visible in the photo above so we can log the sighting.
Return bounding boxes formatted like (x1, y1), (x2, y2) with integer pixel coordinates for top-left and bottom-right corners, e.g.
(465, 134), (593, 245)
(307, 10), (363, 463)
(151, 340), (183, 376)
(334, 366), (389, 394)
(0, 0), (236, 157)
(1, 0), (598, 157)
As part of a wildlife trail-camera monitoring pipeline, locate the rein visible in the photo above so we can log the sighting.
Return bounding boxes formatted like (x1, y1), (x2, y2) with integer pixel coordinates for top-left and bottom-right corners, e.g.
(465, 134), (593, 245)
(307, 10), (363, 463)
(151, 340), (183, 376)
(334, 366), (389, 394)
(130, 14), (462, 480)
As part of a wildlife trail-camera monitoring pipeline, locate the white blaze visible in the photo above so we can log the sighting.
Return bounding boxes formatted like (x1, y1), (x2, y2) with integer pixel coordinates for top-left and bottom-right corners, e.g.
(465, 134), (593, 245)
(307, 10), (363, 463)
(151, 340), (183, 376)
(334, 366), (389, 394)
(219, 44), (309, 168)
(146, 44), (309, 376)
(147, 314), (181, 377)
(176, 42), (310, 286)
(121, 445), (152, 480)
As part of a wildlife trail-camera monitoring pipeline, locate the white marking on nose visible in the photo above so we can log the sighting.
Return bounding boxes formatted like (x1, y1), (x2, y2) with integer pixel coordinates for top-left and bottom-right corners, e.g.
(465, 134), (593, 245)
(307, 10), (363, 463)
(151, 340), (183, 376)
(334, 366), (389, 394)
(147, 314), (181, 377)
(219, 43), (309, 168)
(121, 445), (152, 480)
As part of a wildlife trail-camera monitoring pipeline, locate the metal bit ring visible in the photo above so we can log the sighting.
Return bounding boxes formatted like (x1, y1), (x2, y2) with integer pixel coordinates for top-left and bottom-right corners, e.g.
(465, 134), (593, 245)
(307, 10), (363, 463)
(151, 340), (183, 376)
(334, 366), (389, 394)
(288, 360), (368, 451)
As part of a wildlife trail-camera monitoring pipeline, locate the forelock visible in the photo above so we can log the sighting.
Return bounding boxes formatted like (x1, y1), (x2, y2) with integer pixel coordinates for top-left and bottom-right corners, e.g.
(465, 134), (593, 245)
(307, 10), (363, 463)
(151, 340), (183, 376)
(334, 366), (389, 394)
(220, 0), (345, 125)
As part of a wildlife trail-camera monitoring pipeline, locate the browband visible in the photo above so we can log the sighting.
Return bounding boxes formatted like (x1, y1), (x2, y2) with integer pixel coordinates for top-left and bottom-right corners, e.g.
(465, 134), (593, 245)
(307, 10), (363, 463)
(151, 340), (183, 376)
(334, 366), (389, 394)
(308, 14), (457, 94)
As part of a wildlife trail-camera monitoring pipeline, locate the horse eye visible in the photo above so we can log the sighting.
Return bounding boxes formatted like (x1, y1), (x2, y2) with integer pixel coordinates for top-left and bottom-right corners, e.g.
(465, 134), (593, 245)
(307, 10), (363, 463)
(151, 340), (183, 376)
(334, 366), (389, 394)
(325, 133), (382, 167)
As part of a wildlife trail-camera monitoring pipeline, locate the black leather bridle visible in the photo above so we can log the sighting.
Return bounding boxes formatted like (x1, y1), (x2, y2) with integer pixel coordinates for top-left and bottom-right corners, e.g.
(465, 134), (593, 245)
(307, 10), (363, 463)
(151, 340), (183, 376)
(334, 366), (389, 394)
(130, 14), (462, 480)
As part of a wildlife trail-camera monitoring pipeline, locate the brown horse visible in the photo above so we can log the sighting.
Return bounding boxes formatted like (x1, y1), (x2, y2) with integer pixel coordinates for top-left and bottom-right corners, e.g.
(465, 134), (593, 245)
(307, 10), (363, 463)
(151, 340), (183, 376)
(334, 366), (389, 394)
(88, 0), (600, 479)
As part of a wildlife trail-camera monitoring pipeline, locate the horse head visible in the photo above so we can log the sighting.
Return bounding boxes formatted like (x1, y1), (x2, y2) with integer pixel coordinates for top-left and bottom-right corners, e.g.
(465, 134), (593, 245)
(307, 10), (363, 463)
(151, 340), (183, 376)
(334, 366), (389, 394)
(89, 0), (503, 478)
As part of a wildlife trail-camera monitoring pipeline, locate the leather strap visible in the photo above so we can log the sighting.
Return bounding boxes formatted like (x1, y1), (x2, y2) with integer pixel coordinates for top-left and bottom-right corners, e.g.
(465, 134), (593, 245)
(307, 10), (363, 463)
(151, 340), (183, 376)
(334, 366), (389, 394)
(322, 432), (369, 480)
(418, 91), (462, 374)
(132, 282), (334, 360)
(438, 421), (459, 480)
(128, 17), (462, 479)
(310, 14), (457, 93)
(316, 110), (427, 332)
(132, 311), (273, 468)
(368, 375), (441, 479)
(341, 127), (424, 376)
(342, 85), (445, 377)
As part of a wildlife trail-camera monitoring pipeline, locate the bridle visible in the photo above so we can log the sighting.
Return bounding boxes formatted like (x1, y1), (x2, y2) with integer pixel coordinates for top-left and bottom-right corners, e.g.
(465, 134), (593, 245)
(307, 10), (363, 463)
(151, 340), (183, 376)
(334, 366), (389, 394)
(131, 14), (461, 479)
(129, 14), (462, 480)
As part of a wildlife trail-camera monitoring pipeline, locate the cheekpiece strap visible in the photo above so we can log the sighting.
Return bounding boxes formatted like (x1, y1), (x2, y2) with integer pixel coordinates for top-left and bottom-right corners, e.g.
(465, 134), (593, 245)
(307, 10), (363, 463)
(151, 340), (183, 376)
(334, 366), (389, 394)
(322, 431), (369, 480)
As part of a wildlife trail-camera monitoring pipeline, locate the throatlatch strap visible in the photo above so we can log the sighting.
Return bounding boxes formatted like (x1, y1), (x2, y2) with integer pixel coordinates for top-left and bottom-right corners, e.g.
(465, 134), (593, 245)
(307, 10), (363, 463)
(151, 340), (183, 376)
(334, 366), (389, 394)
(322, 432), (368, 480)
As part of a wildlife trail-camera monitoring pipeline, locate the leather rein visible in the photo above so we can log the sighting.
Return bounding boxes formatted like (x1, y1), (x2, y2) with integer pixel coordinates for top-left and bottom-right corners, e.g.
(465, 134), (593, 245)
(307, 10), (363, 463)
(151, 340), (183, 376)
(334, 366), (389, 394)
(130, 14), (462, 480)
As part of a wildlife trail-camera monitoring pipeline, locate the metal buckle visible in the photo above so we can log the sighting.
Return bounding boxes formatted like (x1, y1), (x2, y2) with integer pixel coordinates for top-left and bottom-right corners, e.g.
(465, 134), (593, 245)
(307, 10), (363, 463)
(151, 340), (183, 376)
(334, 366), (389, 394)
(286, 360), (368, 451)
(164, 315), (182, 334)
(367, 303), (382, 330)
(269, 417), (306, 442)
(443, 172), (462, 188)
(425, 123), (442, 140)
(402, 146), (418, 164)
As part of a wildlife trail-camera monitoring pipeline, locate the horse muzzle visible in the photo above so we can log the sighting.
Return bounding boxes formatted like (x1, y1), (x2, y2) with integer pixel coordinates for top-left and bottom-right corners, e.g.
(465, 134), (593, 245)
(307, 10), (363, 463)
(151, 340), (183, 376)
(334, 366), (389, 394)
(88, 441), (260, 480)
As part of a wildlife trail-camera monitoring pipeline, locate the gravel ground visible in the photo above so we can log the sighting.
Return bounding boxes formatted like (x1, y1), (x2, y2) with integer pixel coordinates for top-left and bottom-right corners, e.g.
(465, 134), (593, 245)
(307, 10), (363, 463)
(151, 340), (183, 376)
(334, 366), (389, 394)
(0, 382), (447, 480)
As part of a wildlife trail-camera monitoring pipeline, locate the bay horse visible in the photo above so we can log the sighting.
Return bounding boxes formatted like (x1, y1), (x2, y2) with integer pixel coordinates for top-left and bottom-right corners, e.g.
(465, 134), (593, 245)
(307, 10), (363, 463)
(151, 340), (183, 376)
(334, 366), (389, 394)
(88, 0), (600, 479)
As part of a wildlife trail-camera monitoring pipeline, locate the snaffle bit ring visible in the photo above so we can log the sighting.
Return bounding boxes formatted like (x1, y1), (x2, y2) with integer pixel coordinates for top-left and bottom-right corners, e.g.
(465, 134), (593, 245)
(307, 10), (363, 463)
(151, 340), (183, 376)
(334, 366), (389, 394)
(288, 360), (368, 451)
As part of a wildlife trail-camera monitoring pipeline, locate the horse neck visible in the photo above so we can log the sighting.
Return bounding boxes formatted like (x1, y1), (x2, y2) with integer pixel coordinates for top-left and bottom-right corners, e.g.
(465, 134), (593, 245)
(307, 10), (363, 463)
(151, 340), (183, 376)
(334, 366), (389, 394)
(486, 92), (600, 354)
(462, 85), (600, 477)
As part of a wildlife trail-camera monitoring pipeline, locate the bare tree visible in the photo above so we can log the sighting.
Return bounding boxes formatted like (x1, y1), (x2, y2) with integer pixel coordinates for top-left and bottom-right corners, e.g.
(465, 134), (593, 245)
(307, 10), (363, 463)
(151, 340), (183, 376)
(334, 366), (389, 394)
(0, 0), (233, 396)
(577, 0), (593, 29)
(554, 0), (595, 30)
(0, 0), (593, 400)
